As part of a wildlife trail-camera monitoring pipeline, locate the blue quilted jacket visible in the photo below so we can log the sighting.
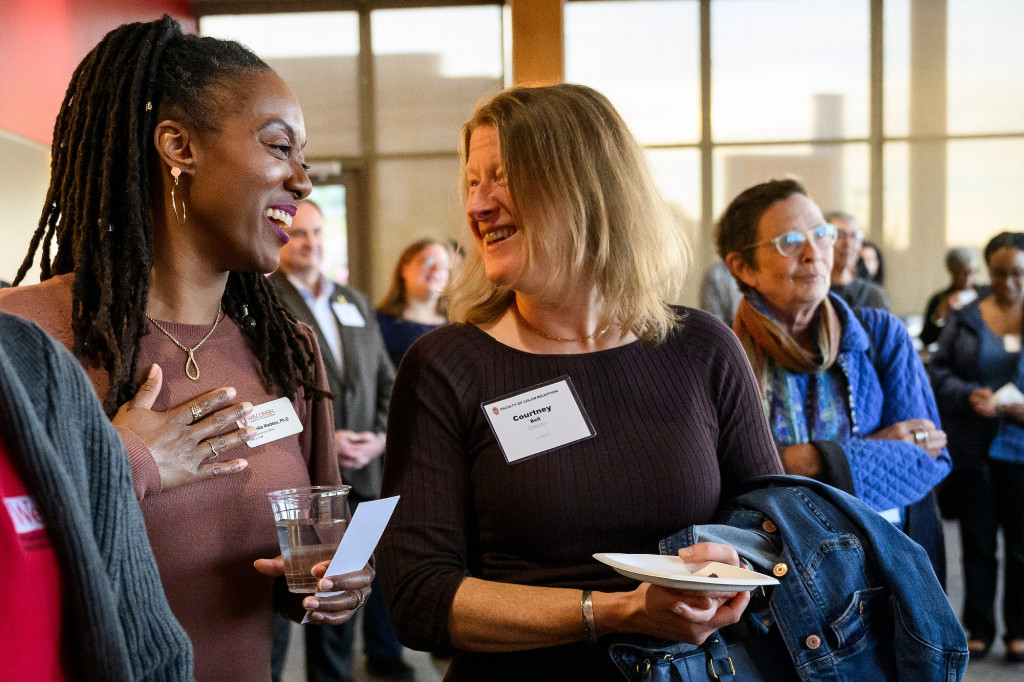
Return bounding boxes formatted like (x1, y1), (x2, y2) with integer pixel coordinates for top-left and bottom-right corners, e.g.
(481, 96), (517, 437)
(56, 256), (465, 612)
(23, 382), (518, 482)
(807, 294), (951, 510)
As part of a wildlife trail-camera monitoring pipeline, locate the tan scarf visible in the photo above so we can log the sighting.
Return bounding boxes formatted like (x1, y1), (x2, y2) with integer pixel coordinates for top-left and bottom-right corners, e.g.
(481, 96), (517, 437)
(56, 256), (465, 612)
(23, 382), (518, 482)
(732, 294), (842, 392)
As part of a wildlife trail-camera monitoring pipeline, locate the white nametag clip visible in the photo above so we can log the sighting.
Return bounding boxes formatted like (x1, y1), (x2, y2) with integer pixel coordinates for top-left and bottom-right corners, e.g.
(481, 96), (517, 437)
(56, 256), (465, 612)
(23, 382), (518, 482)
(332, 296), (366, 327)
(481, 375), (596, 465)
(236, 397), (303, 447)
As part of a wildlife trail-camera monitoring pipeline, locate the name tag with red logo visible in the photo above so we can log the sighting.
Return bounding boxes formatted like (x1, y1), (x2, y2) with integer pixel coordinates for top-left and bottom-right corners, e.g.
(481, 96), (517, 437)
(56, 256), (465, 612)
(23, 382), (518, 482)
(481, 376), (596, 465)
(236, 397), (303, 448)
(4, 495), (51, 551)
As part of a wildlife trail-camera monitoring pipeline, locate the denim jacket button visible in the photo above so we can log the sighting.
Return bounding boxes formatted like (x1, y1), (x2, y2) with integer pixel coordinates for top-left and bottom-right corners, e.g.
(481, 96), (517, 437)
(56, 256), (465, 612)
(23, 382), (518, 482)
(805, 634), (821, 649)
(773, 563), (788, 577)
(762, 519), (778, 533)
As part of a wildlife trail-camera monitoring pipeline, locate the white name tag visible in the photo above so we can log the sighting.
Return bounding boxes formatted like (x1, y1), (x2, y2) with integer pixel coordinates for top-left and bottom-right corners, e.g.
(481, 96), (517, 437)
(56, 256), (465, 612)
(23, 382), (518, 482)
(4, 495), (45, 534)
(1004, 334), (1021, 353)
(878, 507), (902, 525)
(332, 300), (366, 327)
(236, 397), (303, 448)
(481, 376), (596, 465)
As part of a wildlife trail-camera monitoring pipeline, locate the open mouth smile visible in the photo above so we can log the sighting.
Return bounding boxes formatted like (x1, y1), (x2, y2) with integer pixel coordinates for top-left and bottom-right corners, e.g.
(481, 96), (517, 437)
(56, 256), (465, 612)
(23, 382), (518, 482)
(483, 226), (516, 244)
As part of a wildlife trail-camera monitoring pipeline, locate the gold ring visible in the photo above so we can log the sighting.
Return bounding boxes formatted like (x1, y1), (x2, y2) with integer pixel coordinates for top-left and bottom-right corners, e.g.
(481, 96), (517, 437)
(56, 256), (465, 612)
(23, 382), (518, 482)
(188, 401), (203, 424)
(354, 590), (366, 610)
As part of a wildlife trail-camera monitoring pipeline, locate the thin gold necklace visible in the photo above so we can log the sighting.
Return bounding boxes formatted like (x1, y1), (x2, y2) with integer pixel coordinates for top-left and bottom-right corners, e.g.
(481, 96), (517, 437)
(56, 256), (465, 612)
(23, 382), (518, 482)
(513, 304), (609, 343)
(146, 302), (224, 381)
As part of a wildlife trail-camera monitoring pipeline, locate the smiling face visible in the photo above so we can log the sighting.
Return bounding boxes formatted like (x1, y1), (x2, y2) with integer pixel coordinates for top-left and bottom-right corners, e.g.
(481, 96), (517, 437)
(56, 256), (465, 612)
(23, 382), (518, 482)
(830, 215), (863, 277)
(733, 193), (833, 328)
(401, 242), (451, 302)
(987, 247), (1024, 307)
(859, 244), (879, 278)
(278, 201), (324, 278)
(184, 70), (312, 274)
(464, 125), (531, 290)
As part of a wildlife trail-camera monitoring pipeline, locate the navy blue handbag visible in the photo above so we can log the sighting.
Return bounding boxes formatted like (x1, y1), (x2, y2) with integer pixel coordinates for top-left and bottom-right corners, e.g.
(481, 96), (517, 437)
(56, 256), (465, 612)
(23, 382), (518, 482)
(607, 626), (798, 682)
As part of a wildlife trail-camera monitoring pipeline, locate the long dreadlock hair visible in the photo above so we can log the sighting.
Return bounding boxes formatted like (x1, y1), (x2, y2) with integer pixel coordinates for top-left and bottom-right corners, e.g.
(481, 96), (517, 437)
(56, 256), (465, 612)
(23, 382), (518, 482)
(14, 15), (327, 414)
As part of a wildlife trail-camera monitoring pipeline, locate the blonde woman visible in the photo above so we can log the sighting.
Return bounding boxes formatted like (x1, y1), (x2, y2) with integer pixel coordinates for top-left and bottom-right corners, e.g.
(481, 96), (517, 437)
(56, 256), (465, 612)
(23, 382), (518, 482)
(378, 84), (782, 680)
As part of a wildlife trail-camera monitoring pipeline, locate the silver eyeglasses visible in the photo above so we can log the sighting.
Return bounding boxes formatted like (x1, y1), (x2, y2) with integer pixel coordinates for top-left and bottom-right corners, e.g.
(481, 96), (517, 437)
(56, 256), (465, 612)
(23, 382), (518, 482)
(741, 224), (838, 258)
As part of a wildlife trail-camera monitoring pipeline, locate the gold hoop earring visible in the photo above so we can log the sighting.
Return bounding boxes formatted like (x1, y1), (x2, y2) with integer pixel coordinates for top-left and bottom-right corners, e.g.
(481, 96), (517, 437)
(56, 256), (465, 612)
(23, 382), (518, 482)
(170, 166), (187, 225)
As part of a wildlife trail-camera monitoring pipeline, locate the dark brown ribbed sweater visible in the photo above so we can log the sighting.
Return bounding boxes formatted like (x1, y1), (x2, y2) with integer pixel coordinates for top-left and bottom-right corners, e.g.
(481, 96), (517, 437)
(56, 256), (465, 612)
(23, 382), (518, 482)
(0, 274), (339, 681)
(379, 308), (782, 679)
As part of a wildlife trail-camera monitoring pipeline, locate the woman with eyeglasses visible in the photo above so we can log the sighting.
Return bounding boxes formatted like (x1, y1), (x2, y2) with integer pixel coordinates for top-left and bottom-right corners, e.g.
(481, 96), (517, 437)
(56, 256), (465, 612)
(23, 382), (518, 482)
(717, 179), (951, 580)
(929, 232), (1024, 662)
(375, 239), (452, 368)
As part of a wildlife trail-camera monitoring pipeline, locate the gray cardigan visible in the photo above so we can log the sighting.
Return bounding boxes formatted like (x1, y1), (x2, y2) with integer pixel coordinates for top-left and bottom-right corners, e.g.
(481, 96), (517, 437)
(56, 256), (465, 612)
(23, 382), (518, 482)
(0, 313), (194, 681)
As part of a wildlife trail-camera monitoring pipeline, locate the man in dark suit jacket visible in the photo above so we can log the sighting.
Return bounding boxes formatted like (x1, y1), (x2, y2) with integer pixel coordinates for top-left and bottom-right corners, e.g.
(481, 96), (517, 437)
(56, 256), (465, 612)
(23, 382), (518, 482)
(269, 200), (411, 681)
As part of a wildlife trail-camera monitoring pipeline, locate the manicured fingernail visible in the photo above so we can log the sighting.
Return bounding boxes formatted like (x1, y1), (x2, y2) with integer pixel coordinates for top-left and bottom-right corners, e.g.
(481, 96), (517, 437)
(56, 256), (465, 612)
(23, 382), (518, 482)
(226, 387), (237, 399)
(242, 427), (256, 441)
(242, 402), (253, 414)
(304, 598), (320, 609)
(679, 547), (693, 557)
(311, 611), (324, 621)
(148, 364), (159, 379)
(319, 579), (334, 591)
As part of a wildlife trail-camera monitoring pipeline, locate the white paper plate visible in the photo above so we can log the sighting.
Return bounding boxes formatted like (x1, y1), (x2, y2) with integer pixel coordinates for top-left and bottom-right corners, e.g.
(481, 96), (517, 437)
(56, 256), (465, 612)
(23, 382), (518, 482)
(594, 553), (779, 592)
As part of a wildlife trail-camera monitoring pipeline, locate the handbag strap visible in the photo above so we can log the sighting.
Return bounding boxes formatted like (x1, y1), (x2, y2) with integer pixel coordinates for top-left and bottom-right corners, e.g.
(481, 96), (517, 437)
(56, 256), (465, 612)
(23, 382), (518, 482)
(696, 633), (736, 681)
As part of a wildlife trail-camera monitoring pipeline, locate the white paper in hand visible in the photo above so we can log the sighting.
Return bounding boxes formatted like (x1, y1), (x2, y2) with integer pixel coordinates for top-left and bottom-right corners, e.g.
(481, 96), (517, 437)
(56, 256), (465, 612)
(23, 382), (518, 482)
(301, 496), (399, 624)
(994, 382), (1024, 406)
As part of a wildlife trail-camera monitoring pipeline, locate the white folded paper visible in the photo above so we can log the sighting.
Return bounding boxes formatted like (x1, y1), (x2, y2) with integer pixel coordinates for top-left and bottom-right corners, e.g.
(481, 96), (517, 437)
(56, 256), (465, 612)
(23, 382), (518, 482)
(994, 382), (1024, 406)
(301, 496), (399, 624)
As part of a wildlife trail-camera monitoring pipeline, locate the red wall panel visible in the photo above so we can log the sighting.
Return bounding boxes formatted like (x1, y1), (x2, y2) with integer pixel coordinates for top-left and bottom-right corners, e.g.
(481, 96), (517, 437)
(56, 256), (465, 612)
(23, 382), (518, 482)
(0, 0), (195, 145)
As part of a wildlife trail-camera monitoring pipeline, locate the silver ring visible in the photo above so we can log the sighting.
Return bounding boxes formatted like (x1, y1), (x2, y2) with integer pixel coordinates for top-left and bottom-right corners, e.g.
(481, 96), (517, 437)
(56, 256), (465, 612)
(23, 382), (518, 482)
(914, 429), (928, 444)
(207, 439), (222, 457)
(354, 590), (366, 611)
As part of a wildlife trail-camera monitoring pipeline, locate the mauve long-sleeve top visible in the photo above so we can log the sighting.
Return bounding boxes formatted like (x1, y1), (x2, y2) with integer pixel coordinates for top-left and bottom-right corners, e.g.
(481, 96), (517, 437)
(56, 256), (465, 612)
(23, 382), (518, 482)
(0, 274), (339, 681)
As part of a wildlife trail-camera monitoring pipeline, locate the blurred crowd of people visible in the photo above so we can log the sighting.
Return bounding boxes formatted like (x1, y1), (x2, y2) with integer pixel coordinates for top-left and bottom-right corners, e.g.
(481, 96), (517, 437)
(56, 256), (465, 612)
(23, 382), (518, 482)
(2, 14), (1018, 682)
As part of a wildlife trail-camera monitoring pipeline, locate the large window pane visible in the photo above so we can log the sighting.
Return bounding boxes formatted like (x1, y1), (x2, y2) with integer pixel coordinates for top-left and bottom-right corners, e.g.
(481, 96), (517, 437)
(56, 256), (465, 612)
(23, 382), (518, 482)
(948, 0), (1024, 135)
(711, 0), (869, 142)
(713, 143), (869, 227)
(883, 0), (910, 138)
(565, 1), (700, 145)
(882, 142), (909, 250)
(948, 139), (1024, 247)
(646, 148), (701, 233)
(373, 7), (503, 154)
(200, 13), (361, 157)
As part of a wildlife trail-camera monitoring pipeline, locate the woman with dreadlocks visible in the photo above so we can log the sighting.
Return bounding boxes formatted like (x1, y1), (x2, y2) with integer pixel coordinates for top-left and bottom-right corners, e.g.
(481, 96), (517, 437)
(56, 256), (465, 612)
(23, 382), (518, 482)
(0, 16), (371, 680)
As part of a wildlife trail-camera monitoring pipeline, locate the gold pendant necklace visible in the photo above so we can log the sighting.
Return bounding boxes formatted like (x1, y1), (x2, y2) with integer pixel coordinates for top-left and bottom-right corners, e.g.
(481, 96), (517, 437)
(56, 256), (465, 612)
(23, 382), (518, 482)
(513, 304), (609, 343)
(146, 302), (224, 380)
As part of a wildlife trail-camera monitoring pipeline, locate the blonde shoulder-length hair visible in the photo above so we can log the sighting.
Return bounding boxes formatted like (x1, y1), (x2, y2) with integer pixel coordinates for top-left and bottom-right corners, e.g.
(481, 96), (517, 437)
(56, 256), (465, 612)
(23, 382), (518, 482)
(447, 83), (689, 343)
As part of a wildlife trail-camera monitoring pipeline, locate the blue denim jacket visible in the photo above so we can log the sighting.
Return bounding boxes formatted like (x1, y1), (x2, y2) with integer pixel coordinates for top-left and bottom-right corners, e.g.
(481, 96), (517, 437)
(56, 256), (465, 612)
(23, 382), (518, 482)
(661, 476), (967, 681)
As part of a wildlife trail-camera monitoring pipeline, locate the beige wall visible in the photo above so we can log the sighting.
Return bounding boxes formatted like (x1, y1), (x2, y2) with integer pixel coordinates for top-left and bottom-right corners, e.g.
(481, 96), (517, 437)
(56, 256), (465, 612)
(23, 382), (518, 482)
(0, 131), (49, 286)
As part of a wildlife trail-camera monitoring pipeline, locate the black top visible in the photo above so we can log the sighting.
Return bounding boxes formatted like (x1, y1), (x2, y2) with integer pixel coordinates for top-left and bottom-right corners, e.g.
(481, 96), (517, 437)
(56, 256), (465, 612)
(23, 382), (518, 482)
(379, 307), (782, 678)
(375, 311), (445, 368)
(831, 277), (890, 312)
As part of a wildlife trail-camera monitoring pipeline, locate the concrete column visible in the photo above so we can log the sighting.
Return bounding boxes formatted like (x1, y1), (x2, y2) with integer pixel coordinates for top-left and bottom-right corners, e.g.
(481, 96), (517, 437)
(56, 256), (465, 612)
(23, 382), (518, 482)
(903, 0), (947, 314)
